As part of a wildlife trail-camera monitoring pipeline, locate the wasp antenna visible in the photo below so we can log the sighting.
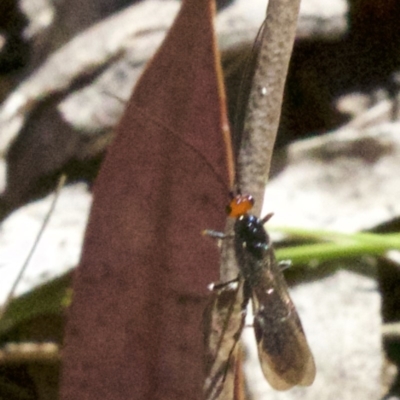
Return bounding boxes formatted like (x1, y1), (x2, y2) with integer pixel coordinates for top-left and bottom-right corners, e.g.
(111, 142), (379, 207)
(261, 212), (274, 224)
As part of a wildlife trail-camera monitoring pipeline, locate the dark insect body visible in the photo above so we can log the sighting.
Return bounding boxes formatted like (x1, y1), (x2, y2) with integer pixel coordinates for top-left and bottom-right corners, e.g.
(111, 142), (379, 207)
(207, 194), (316, 391)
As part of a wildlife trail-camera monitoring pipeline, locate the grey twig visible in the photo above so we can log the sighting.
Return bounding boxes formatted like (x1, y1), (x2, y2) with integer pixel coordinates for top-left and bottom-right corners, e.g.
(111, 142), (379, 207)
(237, 0), (301, 216)
(204, 1), (302, 399)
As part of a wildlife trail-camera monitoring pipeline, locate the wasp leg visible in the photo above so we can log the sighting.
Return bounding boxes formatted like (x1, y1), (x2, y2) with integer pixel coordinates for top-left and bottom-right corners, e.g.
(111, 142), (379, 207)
(278, 260), (292, 271)
(202, 230), (234, 240)
(208, 277), (240, 291)
(221, 279), (251, 383)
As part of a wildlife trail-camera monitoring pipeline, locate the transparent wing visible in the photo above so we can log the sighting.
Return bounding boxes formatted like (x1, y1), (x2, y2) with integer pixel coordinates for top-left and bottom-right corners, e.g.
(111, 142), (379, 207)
(251, 256), (316, 390)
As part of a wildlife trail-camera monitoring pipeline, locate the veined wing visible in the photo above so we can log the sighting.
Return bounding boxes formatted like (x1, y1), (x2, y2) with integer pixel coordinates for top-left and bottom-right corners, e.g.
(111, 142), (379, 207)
(251, 250), (316, 390)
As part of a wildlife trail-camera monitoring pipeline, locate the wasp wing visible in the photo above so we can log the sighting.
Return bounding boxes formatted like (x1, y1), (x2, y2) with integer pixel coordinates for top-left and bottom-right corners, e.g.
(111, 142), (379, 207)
(250, 249), (316, 390)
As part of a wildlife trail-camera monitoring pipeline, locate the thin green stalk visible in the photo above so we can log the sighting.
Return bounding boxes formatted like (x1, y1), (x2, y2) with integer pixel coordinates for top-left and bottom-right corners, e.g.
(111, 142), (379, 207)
(272, 226), (400, 265)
